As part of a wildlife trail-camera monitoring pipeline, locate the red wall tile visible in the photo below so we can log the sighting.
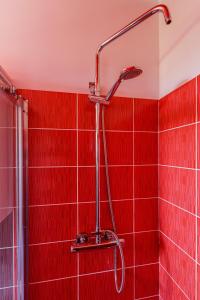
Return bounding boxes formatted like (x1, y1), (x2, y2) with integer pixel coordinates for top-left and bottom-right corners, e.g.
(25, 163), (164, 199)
(20, 89), (76, 129)
(135, 264), (159, 299)
(117, 234), (134, 268)
(135, 231), (159, 265)
(198, 265), (200, 299)
(78, 94), (95, 129)
(159, 125), (196, 168)
(198, 170), (200, 217)
(134, 166), (158, 198)
(78, 131), (95, 166)
(101, 200), (133, 234)
(29, 277), (77, 300)
(134, 99), (158, 131)
(78, 202), (96, 233)
(29, 167), (77, 205)
(29, 242), (77, 282)
(159, 166), (196, 213)
(198, 123), (200, 169)
(159, 79), (196, 131)
(198, 218), (200, 264)
(160, 233), (195, 299)
(100, 200), (133, 234)
(134, 132), (158, 165)
(29, 204), (77, 244)
(159, 199), (196, 258)
(135, 198), (158, 231)
(79, 247), (113, 275)
(29, 129), (77, 166)
(79, 268), (134, 300)
(78, 167), (96, 202)
(159, 265), (188, 300)
(100, 166), (133, 201)
(103, 97), (133, 131)
(100, 131), (133, 165)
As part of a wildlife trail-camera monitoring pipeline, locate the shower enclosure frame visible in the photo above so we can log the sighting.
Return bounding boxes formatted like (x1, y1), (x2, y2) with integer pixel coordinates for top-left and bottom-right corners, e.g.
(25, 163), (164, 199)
(0, 67), (28, 300)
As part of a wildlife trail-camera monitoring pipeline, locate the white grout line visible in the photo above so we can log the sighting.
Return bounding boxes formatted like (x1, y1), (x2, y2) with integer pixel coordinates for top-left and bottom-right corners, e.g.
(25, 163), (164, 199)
(1, 197), (159, 210)
(29, 202), (77, 207)
(159, 264), (190, 300)
(134, 197), (158, 200)
(0, 285), (19, 290)
(0, 206), (18, 209)
(28, 239), (74, 247)
(28, 163), (200, 170)
(159, 164), (198, 171)
(159, 197), (197, 218)
(28, 262), (158, 286)
(135, 295), (159, 300)
(160, 231), (196, 263)
(28, 164), (159, 169)
(28, 275), (78, 285)
(0, 127), (16, 129)
(28, 127), (158, 133)
(159, 121), (197, 133)
(134, 230), (159, 234)
(134, 262), (159, 268)
(27, 121), (200, 134)
(28, 165), (78, 169)
(0, 245), (18, 250)
(28, 199), (133, 208)
(0, 167), (16, 169)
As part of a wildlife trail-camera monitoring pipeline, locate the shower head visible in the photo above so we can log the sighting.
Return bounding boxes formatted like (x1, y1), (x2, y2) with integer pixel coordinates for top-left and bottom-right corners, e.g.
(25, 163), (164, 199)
(106, 66), (142, 101)
(119, 66), (143, 81)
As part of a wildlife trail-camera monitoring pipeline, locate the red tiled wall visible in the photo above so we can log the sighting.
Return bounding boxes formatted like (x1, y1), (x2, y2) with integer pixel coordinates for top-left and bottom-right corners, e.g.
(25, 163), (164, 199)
(19, 89), (159, 300)
(159, 77), (200, 299)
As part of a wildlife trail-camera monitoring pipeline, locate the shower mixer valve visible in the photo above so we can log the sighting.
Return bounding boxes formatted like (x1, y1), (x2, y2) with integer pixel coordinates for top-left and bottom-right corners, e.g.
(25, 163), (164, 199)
(71, 230), (125, 252)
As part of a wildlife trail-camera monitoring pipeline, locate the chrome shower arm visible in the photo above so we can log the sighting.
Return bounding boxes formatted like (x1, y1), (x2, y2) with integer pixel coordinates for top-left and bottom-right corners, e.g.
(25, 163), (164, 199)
(95, 4), (171, 95)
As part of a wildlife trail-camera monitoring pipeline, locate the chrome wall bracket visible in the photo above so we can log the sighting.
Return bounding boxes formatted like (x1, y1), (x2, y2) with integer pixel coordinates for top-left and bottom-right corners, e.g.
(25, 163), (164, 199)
(89, 94), (110, 105)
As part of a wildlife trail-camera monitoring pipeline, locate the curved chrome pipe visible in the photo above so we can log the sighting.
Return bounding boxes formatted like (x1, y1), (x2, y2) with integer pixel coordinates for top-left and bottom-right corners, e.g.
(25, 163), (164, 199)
(95, 4), (171, 95)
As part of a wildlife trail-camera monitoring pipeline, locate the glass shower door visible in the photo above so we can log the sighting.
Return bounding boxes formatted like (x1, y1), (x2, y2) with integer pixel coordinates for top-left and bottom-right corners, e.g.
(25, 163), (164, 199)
(0, 89), (26, 300)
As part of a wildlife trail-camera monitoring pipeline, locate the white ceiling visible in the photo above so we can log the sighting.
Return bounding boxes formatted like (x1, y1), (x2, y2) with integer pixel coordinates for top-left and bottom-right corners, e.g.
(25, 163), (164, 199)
(0, 0), (160, 99)
(159, 0), (200, 97)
